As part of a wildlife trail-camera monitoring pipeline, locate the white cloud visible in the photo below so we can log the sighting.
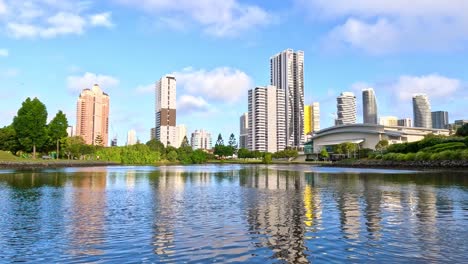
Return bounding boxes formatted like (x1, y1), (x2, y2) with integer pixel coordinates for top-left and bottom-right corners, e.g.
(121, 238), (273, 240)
(301, 0), (468, 53)
(0, 0), (5, 15)
(90, 12), (114, 28)
(1, 1), (112, 39)
(390, 74), (461, 101)
(178, 95), (211, 113)
(173, 67), (252, 103)
(67, 72), (120, 93)
(0, 48), (8, 57)
(117, 0), (271, 37)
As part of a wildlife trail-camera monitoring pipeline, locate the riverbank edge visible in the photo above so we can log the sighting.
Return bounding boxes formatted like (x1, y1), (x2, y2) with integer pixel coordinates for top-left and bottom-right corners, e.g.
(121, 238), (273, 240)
(328, 159), (468, 170)
(0, 160), (120, 169)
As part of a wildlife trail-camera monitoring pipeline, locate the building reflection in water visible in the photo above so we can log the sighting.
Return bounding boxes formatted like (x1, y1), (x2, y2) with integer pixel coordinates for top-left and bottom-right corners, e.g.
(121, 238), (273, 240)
(66, 171), (107, 257)
(240, 167), (311, 263)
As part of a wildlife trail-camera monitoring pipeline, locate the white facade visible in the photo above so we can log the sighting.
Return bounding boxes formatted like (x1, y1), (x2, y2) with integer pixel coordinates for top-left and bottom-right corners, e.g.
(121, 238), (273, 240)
(66, 126), (74, 137)
(379, 116), (399, 126)
(155, 75), (177, 147)
(175, 124), (187, 147)
(336, 92), (357, 125)
(127, 129), (137, 146)
(270, 49), (304, 148)
(191, 130), (212, 150)
(312, 102), (320, 132)
(248, 85), (285, 153)
(413, 94), (432, 128)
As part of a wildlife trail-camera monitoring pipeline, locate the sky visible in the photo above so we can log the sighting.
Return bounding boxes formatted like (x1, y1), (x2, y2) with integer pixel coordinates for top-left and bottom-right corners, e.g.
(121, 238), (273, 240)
(0, 0), (467, 145)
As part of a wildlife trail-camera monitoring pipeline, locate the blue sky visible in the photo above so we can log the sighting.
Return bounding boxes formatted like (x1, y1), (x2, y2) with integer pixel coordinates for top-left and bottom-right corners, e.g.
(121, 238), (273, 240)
(1, 0), (467, 145)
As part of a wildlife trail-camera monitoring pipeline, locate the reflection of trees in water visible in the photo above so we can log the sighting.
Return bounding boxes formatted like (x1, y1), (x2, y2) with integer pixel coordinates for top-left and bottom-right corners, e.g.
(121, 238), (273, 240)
(242, 168), (310, 263)
(67, 172), (107, 257)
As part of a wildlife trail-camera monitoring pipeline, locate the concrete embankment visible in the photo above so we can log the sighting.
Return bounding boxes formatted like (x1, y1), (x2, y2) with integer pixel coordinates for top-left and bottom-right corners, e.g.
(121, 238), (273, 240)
(0, 160), (119, 169)
(329, 159), (468, 169)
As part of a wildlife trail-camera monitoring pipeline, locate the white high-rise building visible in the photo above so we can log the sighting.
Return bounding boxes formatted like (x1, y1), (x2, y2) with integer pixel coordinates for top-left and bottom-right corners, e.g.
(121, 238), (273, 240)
(248, 85), (285, 153)
(155, 75), (177, 147)
(413, 94), (432, 128)
(239, 113), (249, 149)
(127, 129), (137, 146)
(191, 130), (212, 150)
(336, 92), (357, 125)
(270, 49), (304, 148)
(175, 124), (187, 147)
(379, 116), (398, 126)
(362, 88), (378, 124)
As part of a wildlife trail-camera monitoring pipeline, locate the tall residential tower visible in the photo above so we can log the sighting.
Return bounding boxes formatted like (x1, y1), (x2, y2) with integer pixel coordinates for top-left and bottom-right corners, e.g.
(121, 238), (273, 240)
(431, 111), (449, 129)
(270, 49), (304, 148)
(76, 84), (109, 146)
(248, 85), (285, 153)
(413, 94), (432, 128)
(362, 88), (378, 124)
(336, 92), (357, 125)
(239, 113), (249, 149)
(304, 102), (320, 134)
(155, 75), (177, 147)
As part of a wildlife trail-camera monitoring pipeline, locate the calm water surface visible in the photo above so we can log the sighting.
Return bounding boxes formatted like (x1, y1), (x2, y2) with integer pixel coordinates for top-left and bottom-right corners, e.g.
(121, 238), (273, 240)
(0, 165), (467, 263)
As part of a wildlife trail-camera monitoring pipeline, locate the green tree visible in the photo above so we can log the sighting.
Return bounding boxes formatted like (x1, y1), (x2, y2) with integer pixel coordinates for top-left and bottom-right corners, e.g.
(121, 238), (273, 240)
(237, 148), (252, 159)
(47, 110), (69, 159)
(228, 133), (237, 150)
(320, 148), (329, 160)
(0, 125), (21, 153)
(215, 133), (224, 147)
(167, 150), (178, 162)
(456, 124), (468, 137)
(375, 139), (389, 153)
(12, 97), (48, 159)
(146, 139), (165, 153)
(177, 145), (193, 164)
(191, 149), (207, 164)
(262, 153), (272, 164)
(61, 136), (86, 159)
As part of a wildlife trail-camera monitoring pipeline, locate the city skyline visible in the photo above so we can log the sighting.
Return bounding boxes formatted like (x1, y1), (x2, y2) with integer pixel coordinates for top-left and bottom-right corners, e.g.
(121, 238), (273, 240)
(0, 1), (467, 145)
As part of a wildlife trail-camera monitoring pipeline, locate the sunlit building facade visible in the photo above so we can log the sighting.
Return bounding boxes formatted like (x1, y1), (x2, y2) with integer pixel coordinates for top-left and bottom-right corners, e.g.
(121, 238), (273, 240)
(76, 84), (109, 146)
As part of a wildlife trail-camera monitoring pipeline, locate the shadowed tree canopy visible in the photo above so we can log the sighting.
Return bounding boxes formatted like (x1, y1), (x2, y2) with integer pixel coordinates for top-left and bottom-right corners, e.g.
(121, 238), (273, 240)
(146, 139), (165, 153)
(12, 97), (48, 158)
(456, 124), (468, 137)
(181, 136), (190, 148)
(215, 133), (224, 147)
(228, 133), (237, 149)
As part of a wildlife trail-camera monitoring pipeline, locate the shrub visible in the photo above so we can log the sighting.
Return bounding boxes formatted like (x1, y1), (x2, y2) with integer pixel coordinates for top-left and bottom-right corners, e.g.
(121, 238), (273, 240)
(415, 151), (431, 161)
(421, 142), (466, 153)
(461, 149), (468, 160)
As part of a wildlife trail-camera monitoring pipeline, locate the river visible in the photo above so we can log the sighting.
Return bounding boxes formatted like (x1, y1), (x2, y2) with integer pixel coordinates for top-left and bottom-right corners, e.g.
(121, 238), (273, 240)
(0, 165), (466, 263)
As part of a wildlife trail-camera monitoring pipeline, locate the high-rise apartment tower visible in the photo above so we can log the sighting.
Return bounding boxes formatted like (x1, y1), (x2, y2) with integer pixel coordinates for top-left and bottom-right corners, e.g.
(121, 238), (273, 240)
(336, 92), (357, 125)
(155, 75), (177, 147)
(362, 88), (378, 124)
(413, 94), (432, 128)
(248, 85), (285, 153)
(76, 84), (109, 146)
(270, 49), (304, 147)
